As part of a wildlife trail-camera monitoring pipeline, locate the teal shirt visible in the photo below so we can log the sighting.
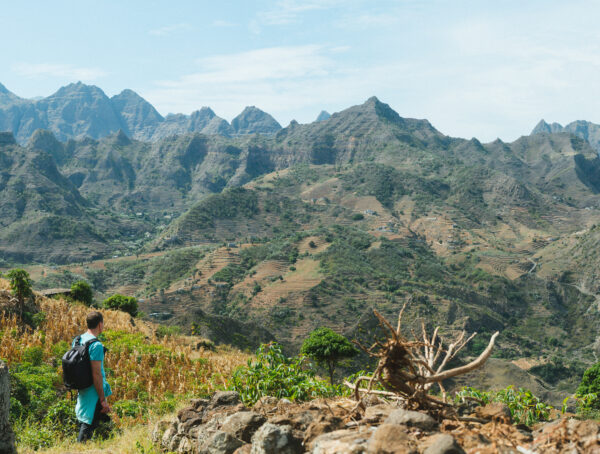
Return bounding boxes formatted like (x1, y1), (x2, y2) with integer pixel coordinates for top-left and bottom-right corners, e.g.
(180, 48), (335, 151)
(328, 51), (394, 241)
(73, 333), (112, 424)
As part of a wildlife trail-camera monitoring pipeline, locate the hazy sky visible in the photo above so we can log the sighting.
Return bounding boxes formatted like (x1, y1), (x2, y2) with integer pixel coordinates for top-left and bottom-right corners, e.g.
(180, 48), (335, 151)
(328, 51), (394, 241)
(2, 0), (600, 142)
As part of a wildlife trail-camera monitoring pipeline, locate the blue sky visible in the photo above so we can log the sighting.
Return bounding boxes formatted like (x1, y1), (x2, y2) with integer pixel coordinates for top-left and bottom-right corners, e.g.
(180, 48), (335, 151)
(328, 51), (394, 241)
(1, 0), (600, 141)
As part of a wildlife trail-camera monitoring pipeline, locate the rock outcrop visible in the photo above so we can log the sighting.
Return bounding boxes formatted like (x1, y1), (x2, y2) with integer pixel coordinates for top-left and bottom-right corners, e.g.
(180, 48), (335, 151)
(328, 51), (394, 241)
(154, 392), (600, 453)
(0, 361), (16, 454)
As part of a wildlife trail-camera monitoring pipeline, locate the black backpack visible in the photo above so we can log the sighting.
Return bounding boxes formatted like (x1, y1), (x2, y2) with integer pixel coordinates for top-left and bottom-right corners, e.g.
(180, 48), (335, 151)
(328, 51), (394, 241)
(62, 335), (99, 390)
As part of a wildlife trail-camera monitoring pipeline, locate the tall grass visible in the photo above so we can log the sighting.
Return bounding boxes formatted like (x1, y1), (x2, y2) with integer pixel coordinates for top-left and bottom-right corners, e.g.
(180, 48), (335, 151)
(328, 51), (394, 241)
(0, 278), (249, 449)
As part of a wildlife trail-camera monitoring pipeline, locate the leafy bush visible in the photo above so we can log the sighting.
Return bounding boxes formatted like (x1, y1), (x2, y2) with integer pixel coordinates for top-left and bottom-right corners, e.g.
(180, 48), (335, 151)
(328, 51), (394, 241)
(577, 362), (600, 401)
(70, 280), (93, 306)
(301, 327), (357, 384)
(155, 325), (181, 338)
(229, 343), (338, 406)
(43, 399), (78, 435)
(455, 386), (552, 426)
(21, 346), (44, 366)
(103, 294), (138, 316)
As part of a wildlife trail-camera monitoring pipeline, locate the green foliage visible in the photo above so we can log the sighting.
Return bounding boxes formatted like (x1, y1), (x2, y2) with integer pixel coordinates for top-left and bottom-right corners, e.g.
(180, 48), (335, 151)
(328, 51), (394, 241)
(455, 386), (553, 426)
(113, 399), (148, 418)
(10, 363), (60, 422)
(577, 362), (600, 397)
(229, 343), (339, 406)
(70, 280), (93, 306)
(6, 268), (33, 314)
(301, 327), (357, 384)
(21, 346), (44, 366)
(155, 325), (181, 338)
(103, 294), (138, 316)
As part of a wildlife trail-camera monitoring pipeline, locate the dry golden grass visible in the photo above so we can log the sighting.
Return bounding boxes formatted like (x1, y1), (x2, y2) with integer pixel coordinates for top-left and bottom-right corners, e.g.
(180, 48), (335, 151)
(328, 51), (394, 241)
(20, 422), (162, 454)
(0, 278), (250, 431)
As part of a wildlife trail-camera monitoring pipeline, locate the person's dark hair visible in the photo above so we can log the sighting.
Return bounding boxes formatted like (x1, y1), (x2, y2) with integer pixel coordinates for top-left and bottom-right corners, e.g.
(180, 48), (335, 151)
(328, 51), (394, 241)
(86, 311), (104, 329)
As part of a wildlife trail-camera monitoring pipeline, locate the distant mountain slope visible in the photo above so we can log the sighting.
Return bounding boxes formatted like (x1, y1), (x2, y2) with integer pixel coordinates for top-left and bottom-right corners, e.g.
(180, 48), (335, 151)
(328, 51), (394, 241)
(0, 82), (281, 144)
(0, 132), (121, 263)
(532, 119), (600, 154)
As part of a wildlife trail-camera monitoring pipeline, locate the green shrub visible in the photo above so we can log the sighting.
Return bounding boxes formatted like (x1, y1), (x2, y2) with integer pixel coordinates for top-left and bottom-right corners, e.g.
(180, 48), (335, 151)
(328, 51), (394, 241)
(113, 399), (148, 418)
(103, 294), (138, 316)
(71, 280), (93, 306)
(352, 213), (364, 221)
(21, 346), (44, 366)
(455, 386), (552, 426)
(577, 362), (600, 399)
(155, 325), (181, 338)
(229, 343), (338, 406)
(43, 399), (78, 435)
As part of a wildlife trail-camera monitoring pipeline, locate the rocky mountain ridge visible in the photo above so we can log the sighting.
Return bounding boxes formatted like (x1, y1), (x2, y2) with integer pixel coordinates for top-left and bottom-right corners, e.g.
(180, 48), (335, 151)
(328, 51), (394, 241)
(532, 118), (600, 154)
(0, 82), (283, 144)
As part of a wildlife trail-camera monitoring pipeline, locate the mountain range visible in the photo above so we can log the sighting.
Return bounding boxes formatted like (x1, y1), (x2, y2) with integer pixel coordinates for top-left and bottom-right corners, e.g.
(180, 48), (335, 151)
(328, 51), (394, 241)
(4, 91), (600, 396)
(0, 82), (282, 144)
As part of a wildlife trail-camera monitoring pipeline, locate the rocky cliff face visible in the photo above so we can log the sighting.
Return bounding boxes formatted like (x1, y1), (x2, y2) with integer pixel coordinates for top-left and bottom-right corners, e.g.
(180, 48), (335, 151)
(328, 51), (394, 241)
(0, 361), (16, 454)
(532, 119), (600, 154)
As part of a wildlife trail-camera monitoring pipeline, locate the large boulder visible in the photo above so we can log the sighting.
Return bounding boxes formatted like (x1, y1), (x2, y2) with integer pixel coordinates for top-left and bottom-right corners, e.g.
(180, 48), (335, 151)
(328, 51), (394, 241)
(250, 423), (302, 454)
(0, 361), (16, 454)
(384, 409), (437, 431)
(311, 428), (375, 454)
(198, 430), (245, 454)
(367, 424), (417, 454)
(221, 412), (266, 442)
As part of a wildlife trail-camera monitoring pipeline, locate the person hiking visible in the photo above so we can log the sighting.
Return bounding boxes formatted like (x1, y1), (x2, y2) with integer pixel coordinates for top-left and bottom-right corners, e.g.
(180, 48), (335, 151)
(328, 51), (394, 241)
(74, 311), (112, 442)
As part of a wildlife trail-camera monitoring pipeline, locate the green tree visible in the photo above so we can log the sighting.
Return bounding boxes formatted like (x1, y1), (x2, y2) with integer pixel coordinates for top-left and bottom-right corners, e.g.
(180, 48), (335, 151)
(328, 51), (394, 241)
(577, 362), (600, 409)
(301, 327), (357, 384)
(103, 294), (138, 317)
(70, 281), (93, 306)
(7, 268), (33, 317)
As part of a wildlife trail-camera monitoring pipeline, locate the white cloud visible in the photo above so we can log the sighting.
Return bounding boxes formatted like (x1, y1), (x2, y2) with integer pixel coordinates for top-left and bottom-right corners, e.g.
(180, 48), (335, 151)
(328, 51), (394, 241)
(11, 63), (107, 81)
(149, 23), (191, 36)
(257, 0), (344, 25)
(154, 45), (332, 91)
(144, 45), (402, 124)
(212, 20), (236, 27)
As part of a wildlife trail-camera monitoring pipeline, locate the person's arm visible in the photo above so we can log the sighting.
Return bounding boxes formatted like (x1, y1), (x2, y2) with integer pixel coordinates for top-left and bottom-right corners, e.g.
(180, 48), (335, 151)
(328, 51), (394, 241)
(91, 360), (110, 413)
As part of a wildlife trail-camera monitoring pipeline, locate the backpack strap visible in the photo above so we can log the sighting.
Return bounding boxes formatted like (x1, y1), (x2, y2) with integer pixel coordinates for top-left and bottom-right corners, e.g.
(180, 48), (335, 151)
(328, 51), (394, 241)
(74, 335), (82, 346)
(84, 338), (100, 349)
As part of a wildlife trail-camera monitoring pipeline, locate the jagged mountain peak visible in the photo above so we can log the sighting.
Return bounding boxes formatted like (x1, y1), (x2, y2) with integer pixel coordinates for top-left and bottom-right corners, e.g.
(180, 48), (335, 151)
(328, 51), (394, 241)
(50, 81), (108, 98)
(315, 110), (331, 122)
(190, 107), (216, 120)
(28, 129), (61, 149)
(231, 106), (281, 135)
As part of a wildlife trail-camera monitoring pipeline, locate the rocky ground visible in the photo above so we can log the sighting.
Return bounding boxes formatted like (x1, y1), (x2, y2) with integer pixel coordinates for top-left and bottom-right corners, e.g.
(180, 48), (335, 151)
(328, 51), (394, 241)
(153, 391), (600, 454)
